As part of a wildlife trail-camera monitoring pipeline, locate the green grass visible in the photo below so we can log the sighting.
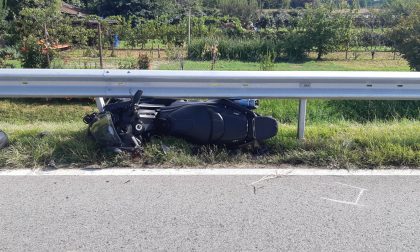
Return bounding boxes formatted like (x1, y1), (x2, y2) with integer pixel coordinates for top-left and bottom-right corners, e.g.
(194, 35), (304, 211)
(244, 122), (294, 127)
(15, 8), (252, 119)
(1, 96), (420, 168)
(0, 55), (418, 169)
(4, 59), (21, 68)
(158, 59), (410, 71)
(2, 119), (420, 169)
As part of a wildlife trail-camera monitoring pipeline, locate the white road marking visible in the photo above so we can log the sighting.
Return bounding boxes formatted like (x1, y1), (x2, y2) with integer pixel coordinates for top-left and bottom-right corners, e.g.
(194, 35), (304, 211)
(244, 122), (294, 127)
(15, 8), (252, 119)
(335, 182), (368, 191)
(321, 182), (367, 207)
(0, 168), (419, 176)
(354, 189), (366, 205)
(321, 197), (365, 207)
(250, 175), (277, 185)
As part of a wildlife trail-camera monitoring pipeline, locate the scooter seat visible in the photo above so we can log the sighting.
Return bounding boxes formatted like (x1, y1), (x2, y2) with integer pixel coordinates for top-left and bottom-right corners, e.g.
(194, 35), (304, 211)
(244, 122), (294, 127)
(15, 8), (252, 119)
(158, 105), (226, 144)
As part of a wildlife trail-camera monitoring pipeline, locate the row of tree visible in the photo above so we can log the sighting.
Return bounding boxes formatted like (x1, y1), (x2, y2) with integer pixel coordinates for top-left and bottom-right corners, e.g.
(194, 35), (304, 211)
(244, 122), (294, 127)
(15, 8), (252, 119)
(2, 0), (399, 20)
(0, 0), (419, 70)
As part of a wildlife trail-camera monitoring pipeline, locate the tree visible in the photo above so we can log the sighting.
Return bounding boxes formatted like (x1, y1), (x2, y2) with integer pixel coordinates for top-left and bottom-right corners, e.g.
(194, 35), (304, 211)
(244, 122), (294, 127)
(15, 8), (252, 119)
(217, 0), (258, 24)
(301, 5), (345, 60)
(0, 7), (8, 45)
(88, 0), (186, 19)
(12, 0), (68, 68)
(283, 0), (291, 9)
(389, 4), (420, 71)
(339, 11), (355, 60)
(382, 0), (418, 26)
(15, 1), (62, 41)
(92, 0), (155, 19)
(291, 0), (313, 8)
(6, 0), (61, 15)
(20, 35), (54, 68)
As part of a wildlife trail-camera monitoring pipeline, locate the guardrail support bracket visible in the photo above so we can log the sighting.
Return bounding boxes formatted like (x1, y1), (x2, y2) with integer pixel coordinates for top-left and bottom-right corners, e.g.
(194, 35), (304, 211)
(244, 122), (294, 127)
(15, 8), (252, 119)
(95, 97), (105, 112)
(298, 99), (307, 140)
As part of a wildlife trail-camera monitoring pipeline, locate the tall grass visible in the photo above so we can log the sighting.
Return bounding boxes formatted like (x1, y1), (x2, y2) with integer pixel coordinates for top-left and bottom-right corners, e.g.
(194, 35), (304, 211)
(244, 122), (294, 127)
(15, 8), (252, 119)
(258, 100), (420, 123)
(188, 38), (281, 62)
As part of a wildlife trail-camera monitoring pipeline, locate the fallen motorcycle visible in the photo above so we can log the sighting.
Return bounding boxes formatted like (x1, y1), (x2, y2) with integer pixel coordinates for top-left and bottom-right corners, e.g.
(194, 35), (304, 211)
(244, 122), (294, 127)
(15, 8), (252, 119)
(83, 90), (278, 152)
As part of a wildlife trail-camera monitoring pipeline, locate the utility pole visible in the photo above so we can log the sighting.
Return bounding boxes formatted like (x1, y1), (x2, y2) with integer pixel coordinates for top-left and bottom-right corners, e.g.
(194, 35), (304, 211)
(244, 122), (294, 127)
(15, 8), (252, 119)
(96, 21), (105, 112)
(97, 22), (104, 69)
(188, 7), (191, 45)
(44, 23), (50, 66)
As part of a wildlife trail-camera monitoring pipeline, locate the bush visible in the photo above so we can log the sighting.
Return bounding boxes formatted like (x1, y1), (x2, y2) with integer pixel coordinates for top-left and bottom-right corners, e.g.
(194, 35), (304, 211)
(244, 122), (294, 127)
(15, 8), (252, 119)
(83, 47), (98, 58)
(118, 58), (137, 69)
(0, 46), (21, 60)
(282, 30), (309, 61)
(20, 36), (55, 69)
(50, 58), (65, 69)
(187, 39), (206, 60)
(167, 44), (186, 61)
(259, 52), (275, 71)
(137, 53), (151, 69)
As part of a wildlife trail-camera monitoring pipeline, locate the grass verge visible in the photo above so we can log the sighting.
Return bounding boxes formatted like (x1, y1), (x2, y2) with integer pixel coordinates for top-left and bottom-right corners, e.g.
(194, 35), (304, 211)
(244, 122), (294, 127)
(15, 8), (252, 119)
(1, 120), (420, 169)
(1, 98), (420, 169)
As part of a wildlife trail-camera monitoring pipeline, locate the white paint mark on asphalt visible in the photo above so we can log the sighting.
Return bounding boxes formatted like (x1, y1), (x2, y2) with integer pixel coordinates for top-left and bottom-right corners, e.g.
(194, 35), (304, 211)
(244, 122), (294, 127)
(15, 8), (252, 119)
(250, 170), (292, 185)
(320, 197), (365, 207)
(0, 168), (420, 176)
(250, 175), (276, 185)
(354, 189), (366, 205)
(335, 182), (367, 191)
(321, 182), (367, 207)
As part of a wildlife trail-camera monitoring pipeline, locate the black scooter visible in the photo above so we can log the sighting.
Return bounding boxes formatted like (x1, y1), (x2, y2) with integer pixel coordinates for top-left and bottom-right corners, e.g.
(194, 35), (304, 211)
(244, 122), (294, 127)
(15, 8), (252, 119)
(84, 90), (278, 152)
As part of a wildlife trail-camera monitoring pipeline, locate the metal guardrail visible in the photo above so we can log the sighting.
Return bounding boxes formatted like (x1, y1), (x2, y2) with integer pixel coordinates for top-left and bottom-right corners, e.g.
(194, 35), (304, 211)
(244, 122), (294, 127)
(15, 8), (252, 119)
(1, 69), (420, 139)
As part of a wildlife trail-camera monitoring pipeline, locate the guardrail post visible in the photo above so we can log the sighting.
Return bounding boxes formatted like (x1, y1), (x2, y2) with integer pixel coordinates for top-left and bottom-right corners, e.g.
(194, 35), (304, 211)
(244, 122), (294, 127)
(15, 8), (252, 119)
(95, 97), (105, 112)
(298, 99), (307, 140)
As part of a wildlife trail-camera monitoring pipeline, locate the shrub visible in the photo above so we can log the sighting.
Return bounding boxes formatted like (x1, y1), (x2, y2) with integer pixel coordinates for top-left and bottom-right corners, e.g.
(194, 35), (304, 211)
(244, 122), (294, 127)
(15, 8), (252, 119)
(83, 47), (98, 58)
(0, 46), (21, 60)
(118, 58), (137, 69)
(187, 39), (206, 60)
(137, 53), (151, 69)
(20, 36), (54, 69)
(50, 58), (65, 69)
(259, 52), (275, 71)
(281, 30), (309, 61)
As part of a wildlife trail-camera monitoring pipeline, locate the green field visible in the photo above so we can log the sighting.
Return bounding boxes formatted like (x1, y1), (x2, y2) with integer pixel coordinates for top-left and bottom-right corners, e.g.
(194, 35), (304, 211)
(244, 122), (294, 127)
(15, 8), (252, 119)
(158, 54), (410, 72)
(0, 55), (419, 169)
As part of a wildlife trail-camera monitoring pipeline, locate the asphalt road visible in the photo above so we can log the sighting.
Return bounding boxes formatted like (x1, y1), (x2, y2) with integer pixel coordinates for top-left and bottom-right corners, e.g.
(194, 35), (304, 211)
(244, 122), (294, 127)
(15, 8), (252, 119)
(0, 174), (419, 251)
